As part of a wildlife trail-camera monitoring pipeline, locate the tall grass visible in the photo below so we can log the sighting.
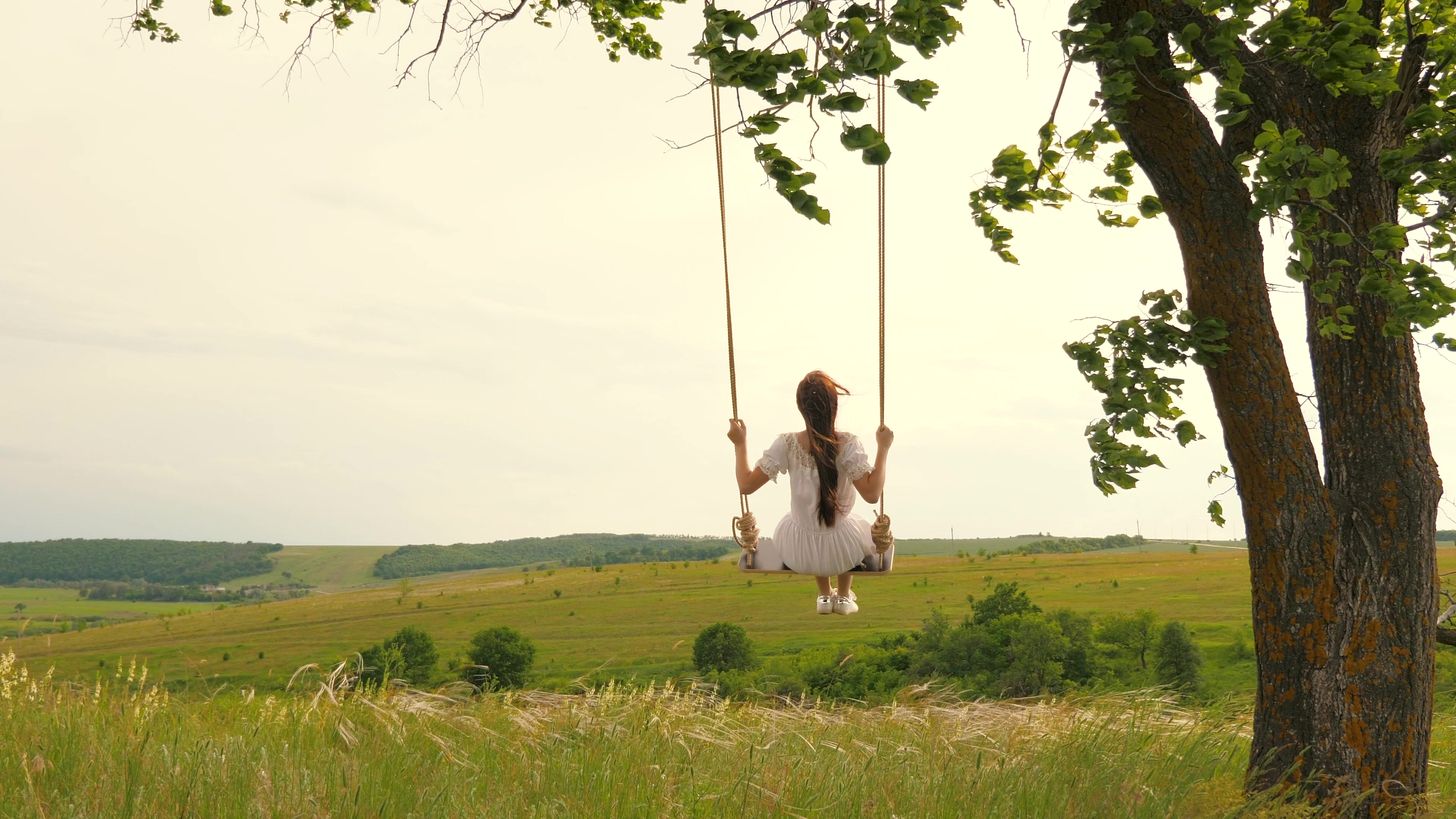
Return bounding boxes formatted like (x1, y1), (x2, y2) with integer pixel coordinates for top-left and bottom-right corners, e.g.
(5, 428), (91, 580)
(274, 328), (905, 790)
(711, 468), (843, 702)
(1, 652), (1246, 816)
(0, 650), (1412, 817)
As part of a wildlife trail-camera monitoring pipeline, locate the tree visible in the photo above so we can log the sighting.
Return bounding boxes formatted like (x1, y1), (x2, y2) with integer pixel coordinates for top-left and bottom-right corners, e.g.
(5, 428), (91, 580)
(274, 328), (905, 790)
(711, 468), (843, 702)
(693, 622), (755, 673)
(1154, 621), (1203, 694)
(1050, 609), (1100, 685)
(359, 626), (439, 687)
(462, 626), (536, 691)
(1095, 609), (1158, 671)
(991, 613), (1069, 696)
(971, 3), (1454, 803)
(112, 0), (1456, 805)
(969, 582), (1040, 625)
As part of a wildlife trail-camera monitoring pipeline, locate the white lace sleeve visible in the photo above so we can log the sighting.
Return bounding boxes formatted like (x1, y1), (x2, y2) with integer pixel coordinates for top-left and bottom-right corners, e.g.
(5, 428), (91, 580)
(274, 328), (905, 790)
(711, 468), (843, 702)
(840, 434), (872, 481)
(756, 434), (790, 480)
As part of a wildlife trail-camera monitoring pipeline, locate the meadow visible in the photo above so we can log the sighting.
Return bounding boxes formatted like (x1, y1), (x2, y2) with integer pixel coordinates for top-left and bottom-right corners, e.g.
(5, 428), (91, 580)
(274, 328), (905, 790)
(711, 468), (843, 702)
(7, 546), (1456, 815)
(0, 548), (1294, 693)
(3, 650), (1456, 817)
(8, 543), (1456, 699)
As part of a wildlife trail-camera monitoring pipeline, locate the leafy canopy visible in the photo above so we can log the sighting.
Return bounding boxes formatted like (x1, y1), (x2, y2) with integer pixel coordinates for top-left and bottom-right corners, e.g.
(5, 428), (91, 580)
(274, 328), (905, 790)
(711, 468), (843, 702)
(129, 1), (1456, 511)
(968, 0), (1456, 504)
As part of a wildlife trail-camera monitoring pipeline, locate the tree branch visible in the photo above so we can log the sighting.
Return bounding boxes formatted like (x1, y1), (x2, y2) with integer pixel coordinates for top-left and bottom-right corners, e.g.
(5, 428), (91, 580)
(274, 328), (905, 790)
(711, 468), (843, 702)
(746, 0), (809, 25)
(395, 0), (457, 90)
(1386, 33), (1431, 126)
(1163, 1), (1290, 157)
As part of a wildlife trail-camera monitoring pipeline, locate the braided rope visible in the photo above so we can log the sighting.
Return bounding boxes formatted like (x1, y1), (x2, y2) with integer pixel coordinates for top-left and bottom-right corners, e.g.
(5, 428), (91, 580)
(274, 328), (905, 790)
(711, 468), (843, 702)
(870, 0), (894, 567)
(711, 80), (759, 567)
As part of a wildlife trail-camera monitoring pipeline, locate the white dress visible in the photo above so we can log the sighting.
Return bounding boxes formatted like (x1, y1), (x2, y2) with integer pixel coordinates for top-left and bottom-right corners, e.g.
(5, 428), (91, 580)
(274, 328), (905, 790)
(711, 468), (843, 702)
(753, 432), (876, 576)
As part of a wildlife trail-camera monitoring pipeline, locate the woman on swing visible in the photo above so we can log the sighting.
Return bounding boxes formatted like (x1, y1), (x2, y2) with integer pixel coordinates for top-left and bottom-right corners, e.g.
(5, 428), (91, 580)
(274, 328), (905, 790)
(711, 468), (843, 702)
(726, 370), (894, 615)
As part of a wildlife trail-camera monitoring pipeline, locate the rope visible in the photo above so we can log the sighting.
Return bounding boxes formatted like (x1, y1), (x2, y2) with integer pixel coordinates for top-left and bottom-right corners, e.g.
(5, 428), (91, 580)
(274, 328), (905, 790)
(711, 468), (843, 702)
(712, 83), (740, 421)
(711, 79), (759, 567)
(870, 0), (894, 567)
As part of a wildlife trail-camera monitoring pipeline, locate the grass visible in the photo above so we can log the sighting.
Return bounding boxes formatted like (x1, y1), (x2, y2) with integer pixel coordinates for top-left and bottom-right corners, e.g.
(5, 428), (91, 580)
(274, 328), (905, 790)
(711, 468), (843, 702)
(8, 546), (1456, 700)
(7, 650), (1456, 816)
(0, 587), (205, 638)
(0, 651), (1280, 817)
(0, 545), (395, 639)
(4, 549), (1265, 692)
(226, 545), (396, 590)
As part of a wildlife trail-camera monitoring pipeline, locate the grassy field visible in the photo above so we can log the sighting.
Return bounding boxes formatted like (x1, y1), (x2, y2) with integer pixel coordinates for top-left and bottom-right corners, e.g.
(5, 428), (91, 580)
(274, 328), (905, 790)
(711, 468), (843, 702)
(0, 549), (1267, 692)
(1, 652), (1453, 817)
(894, 535), (1045, 556)
(0, 653), (1271, 818)
(0, 545), (396, 639)
(0, 587), (205, 638)
(226, 545), (396, 590)
(9, 546), (1456, 697)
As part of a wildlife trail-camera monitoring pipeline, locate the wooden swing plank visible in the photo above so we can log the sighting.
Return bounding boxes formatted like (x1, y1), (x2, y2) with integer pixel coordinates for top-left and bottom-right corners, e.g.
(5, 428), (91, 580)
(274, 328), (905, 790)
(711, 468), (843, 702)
(737, 549), (894, 574)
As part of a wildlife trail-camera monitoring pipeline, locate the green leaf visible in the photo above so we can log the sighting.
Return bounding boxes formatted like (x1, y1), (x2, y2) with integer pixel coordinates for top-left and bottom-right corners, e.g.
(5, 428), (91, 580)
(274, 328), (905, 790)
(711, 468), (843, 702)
(862, 142), (892, 165)
(840, 124), (883, 150)
(894, 79), (939, 110)
(798, 7), (831, 36)
(819, 92), (867, 113)
(1173, 420), (1200, 446)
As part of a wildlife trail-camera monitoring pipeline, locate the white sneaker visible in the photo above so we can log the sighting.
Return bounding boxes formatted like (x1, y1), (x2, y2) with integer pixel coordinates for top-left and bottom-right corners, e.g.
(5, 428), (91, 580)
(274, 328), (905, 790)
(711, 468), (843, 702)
(833, 594), (859, 615)
(816, 595), (834, 615)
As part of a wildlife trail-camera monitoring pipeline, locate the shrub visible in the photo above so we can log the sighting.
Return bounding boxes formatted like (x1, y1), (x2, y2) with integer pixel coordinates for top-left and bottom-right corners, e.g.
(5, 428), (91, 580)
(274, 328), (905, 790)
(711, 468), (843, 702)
(359, 626), (439, 687)
(693, 623), (755, 674)
(1155, 621), (1203, 693)
(970, 582), (1039, 625)
(462, 627), (536, 690)
(1153, 617), (1199, 687)
(1096, 610), (1158, 670)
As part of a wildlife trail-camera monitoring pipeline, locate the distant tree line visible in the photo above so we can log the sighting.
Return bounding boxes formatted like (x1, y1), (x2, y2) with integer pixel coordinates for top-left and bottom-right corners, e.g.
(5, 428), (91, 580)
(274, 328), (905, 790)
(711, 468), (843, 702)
(77, 580), (310, 603)
(373, 534), (733, 578)
(1008, 534), (1145, 556)
(1440, 529), (1456, 542)
(559, 543), (727, 568)
(0, 540), (281, 584)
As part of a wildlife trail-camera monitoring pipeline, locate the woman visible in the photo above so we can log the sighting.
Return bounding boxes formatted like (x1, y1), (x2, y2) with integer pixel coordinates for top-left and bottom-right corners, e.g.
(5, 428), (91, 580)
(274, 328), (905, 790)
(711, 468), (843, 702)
(726, 370), (894, 614)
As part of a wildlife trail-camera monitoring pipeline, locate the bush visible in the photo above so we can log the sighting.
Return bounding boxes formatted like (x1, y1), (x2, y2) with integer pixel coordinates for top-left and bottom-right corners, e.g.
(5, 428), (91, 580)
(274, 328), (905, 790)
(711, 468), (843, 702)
(693, 623), (755, 673)
(462, 627), (536, 690)
(1155, 621), (1203, 693)
(359, 626), (439, 687)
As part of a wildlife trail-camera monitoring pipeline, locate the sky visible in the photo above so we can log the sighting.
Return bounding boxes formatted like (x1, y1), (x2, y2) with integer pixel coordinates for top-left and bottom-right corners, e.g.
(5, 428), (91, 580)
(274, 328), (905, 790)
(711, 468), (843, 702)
(2, 2), (1454, 545)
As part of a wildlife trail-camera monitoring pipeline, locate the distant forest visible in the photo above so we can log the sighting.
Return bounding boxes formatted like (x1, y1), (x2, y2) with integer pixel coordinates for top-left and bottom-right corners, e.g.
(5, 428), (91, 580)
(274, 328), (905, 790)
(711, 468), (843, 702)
(1010, 534), (1145, 556)
(1442, 529), (1456, 542)
(0, 539), (281, 584)
(373, 534), (734, 578)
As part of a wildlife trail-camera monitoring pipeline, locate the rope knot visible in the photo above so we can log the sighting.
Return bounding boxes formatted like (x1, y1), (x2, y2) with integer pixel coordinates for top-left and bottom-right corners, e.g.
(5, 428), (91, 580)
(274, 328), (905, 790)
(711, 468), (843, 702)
(871, 512), (894, 555)
(733, 511), (760, 555)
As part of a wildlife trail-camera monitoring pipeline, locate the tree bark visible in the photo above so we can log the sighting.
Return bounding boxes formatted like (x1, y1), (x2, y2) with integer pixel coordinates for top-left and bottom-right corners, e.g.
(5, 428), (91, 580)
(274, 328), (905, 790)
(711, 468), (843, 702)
(1296, 103), (1442, 798)
(1088, 0), (1441, 807)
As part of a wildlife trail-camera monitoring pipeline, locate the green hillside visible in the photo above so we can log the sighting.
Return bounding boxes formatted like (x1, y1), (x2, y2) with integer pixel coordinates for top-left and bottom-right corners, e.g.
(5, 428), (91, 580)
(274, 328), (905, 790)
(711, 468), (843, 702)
(372, 533), (734, 578)
(894, 535), (1044, 555)
(3, 549), (1258, 689)
(228, 545), (397, 591)
(14, 546), (1456, 698)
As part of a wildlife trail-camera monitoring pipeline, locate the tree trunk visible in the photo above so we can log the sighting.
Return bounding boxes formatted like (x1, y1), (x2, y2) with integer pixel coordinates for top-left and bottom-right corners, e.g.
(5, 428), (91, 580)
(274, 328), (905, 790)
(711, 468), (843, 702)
(1088, 0), (1441, 807)
(1296, 108), (1442, 798)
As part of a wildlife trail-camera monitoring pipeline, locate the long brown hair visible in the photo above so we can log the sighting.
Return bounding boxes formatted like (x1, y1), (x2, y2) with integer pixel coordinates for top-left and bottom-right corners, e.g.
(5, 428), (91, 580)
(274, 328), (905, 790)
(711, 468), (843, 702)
(796, 371), (850, 527)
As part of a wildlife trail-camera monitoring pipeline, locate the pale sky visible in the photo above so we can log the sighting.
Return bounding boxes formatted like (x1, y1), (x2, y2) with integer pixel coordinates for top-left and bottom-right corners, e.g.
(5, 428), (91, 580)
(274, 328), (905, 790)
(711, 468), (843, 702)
(2, 2), (1454, 544)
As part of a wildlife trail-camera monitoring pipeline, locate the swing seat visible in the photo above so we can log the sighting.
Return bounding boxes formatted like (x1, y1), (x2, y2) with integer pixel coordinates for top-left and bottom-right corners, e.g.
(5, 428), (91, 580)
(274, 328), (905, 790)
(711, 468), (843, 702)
(737, 537), (894, 574)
